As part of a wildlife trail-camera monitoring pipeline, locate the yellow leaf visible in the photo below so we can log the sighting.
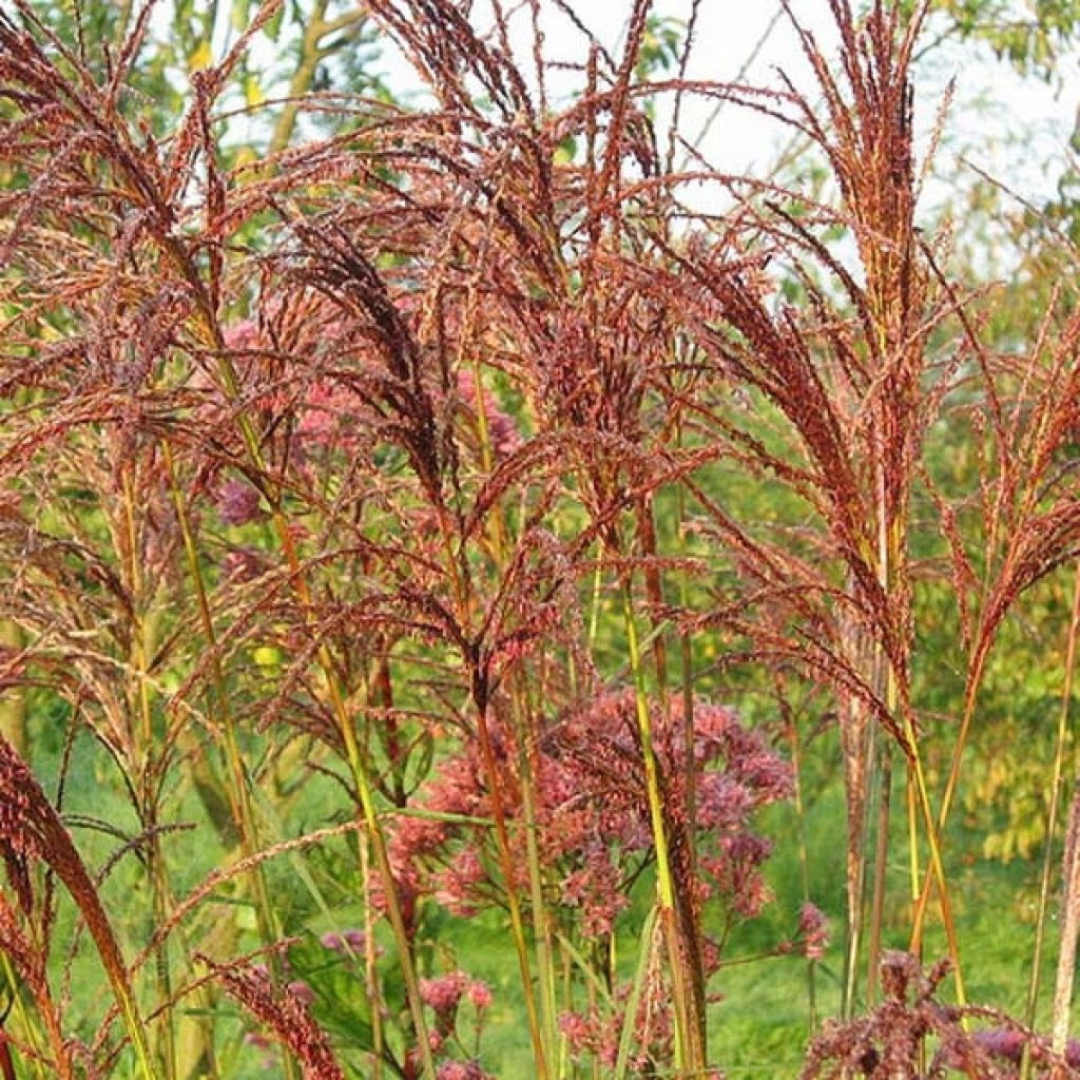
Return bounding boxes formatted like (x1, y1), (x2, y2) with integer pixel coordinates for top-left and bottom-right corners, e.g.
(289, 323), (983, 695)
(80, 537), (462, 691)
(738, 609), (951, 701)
(189, 38), (213, 72)
(253, 646), (280, 668)
(244, 74), (264, 107)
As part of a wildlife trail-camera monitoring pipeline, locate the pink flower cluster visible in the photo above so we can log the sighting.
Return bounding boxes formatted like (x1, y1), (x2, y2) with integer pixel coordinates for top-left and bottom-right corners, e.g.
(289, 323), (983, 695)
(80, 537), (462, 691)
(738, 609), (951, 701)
(320, 928), (367, 954)
(215, 317), (520, 465)
(215, 477), (264, 526)
(419, 971), (492, 1021)
(401, 970), (494, 1080)
(558, 961), (675, 1073)
(454, 367), (521, 459)
(435, 1061), (489, 1080)
(420, 971), (470, 1018)
(388, 691), (793, 940)
(380, 692), (800, 1076)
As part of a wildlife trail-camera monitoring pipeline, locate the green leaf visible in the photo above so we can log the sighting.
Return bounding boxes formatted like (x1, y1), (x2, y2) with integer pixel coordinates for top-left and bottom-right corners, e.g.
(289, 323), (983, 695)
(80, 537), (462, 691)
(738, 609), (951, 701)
(231, 0), (253, 33)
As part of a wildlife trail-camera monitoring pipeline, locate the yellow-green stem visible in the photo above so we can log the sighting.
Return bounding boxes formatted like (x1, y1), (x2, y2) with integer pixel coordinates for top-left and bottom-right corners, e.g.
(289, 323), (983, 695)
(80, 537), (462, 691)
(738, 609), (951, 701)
(120, 466), (178, 1080)
(514, 684), (559, 1064)
(784, 701), (819, 1028)
(471, 357), (559, 1069)
(1, 951), (46, 1080)
(867, 741), (892, 1003)
(0, 621), (27, 756)
(621, 582), (702, 1076)
(358, 835), (384, 1080)
(903, 718), (967, 1007)
(1040, 566), (1080, 1065)
(1020, 568), (1080, 1076)
(273, 515), (438, 1080)
(840, 687), (875, 1021)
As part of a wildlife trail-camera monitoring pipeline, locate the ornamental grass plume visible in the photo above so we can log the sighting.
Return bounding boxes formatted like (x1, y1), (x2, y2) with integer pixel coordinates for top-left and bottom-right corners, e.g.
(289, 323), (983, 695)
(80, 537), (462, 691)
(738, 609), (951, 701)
(201, 955), (345, 1080)
(0, 886), (71, 1079)
(0, 734), (156, 1077)
(801, 952), (1080, 1079)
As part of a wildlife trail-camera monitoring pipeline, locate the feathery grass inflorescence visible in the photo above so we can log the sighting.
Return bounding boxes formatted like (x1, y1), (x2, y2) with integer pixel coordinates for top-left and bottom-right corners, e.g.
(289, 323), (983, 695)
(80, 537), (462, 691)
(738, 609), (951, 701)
(801, 952), (1080, 1079)
(0, 735), (159, 1078)
(200, 953), (345, 1080)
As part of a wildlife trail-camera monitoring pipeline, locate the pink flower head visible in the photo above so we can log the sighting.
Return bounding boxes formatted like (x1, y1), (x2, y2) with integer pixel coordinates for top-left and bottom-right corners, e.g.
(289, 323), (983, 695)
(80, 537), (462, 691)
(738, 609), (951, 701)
(287, 980), (315, 1006)
(435, 1061), (486, 1080)
(321, 929), (366, 954)
(433, 847), (485, 916)
(294, 381), (361, 451)
(558, 1011), (597, 1055)
(455, 367), (521, 458)
(561, 851), (630, 937)
(419, 971), (468, 1018)
(223, 318), (261, 351)
(798, 902), (829, 961)
(385, 688), (792, 959)
(215, 478), (264, 526)
(467, 980), (492, 1010)
(972, 1027), (1026, 1063)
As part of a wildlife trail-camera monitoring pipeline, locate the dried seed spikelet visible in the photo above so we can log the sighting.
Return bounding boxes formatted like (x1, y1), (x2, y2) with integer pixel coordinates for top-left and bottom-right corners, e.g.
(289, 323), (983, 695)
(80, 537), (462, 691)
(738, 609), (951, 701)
(203, 956), (345, 1080)
(0, 734), (141, 1040)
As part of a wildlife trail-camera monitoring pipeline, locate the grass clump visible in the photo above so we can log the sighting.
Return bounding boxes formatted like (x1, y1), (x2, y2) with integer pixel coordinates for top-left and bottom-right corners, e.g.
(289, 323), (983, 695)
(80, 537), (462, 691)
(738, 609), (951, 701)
(2, 0), (1080, 1077)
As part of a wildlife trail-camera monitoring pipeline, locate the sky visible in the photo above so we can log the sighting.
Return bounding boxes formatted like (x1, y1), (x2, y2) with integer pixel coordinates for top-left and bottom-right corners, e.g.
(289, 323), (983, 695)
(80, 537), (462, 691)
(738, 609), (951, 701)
(196, 0), (1076, 223)
(374, 1), (1078, 217)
